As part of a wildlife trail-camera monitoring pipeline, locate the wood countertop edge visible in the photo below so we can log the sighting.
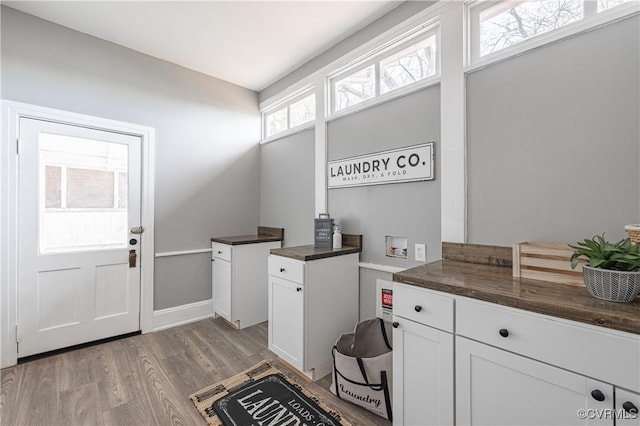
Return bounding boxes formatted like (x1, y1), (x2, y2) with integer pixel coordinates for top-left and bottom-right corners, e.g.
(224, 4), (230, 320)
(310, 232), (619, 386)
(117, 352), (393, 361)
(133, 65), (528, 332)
(393, 260), (640, 336)
(269, 246), (361, 261)
(211, 235), (283, 245)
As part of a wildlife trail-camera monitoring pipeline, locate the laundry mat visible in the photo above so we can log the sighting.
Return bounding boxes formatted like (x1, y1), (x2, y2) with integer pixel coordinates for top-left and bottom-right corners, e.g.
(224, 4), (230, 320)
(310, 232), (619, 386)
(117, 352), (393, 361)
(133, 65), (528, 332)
(190, 360), (352, 426)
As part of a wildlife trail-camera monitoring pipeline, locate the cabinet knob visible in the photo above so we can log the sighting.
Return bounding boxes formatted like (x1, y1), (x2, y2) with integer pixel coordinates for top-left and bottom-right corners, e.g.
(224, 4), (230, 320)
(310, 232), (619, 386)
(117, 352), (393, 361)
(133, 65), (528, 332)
(217, 251), (222, 254)
(590, 390), (605, 402)
(414, 305), (423, 312)
(392, 322), (399, 328)
(280, 268), (285, 272)
(296, 287), (302, 292)
(623, 401), (638, 414)
(498, 328), (509, 338)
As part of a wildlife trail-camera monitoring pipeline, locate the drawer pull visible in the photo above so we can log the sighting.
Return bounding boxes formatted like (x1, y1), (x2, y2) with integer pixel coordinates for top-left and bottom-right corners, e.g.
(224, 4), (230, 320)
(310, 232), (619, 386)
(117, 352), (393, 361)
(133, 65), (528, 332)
(217, 251), (223, 254)
(623, 401), (638, 414)
(392, 322), (399, 328)
(280, 268), (286, 272)
(498, 328), (509, 338)
(296, 287), (302, 292)
(414, 305), (423, 312)
(590, 390), (605, 402)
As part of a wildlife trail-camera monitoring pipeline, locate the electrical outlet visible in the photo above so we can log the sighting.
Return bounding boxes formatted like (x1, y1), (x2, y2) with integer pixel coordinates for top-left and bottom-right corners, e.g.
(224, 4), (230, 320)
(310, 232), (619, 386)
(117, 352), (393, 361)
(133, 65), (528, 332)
(415, 244), (426, 262)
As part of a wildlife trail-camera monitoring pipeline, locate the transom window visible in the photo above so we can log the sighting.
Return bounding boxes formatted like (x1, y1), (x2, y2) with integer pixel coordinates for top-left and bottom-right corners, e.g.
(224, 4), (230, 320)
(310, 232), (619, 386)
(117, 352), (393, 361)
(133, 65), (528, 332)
(263, 91), (316, 139)
(469, 0), (636, 63)
(330, 24), (440, 114)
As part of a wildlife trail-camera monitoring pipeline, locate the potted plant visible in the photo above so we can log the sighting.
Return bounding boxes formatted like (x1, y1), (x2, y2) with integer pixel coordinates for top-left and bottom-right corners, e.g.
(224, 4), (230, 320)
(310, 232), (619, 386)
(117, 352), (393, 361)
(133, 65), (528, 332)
(570, 234), (640, 303)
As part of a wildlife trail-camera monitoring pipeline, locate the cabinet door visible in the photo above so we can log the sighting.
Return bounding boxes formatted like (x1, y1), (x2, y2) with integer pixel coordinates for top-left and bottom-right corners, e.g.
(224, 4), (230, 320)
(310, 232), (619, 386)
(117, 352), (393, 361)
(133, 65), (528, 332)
(212, 257), (232, 321)
(392, 317), (454, 426)
(268, 276), (304, 370)
(456, 336), (613, 426)
(616, 388), (640, 426)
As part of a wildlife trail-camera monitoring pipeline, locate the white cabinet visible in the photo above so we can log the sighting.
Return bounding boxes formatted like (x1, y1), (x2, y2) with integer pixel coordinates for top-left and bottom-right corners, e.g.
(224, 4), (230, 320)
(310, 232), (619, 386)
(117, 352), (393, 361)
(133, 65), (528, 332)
(268, 253), (359, 381)
(392, 283), (454, 426)
(456, 336), (612, 426)
(211, 240), (281, 329)
(391, 283), (640, 426)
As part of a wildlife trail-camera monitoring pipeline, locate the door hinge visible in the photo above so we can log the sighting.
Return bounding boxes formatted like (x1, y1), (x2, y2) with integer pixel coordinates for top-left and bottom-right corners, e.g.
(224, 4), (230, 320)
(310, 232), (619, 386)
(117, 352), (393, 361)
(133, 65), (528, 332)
(15, 324), (21, 343)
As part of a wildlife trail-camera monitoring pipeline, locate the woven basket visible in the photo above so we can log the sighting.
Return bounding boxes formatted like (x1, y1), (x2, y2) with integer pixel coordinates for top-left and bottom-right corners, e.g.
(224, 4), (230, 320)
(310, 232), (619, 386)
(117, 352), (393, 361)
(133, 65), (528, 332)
(582, 266), (640, 303)
(624, 224), (640, 244)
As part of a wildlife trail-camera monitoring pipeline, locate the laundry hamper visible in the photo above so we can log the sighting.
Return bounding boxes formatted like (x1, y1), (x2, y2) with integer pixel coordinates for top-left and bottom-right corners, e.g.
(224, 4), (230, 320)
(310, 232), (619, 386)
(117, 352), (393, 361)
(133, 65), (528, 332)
(330, 318), (393, 420)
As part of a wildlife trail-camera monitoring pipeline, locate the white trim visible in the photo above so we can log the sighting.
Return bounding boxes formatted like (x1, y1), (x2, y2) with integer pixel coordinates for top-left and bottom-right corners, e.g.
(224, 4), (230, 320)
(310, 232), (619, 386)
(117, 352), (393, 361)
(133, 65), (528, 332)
(0, 100), (155, 368)
(440, 2), (467, 243)
(358, 262), (405, 274)
(314, 74), (328, 216)
(155, 248), (213, 258)
(152, 299), (213, 332)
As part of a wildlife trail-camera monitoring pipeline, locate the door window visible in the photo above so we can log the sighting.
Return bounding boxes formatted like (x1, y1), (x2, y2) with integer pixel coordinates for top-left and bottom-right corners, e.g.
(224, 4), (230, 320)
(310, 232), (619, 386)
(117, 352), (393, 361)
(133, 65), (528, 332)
(39, 133), (128, 253)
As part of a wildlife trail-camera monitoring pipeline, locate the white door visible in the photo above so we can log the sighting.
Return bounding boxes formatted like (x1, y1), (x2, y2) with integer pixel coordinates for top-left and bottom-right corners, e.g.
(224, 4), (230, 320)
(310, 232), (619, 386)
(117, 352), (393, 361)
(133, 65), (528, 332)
(268, 276), (304, 370)
(212, 255), (232, 321)
(18, 118), (142, 358)
(392, 318), (454, 426)
(456, 336), (613, 426)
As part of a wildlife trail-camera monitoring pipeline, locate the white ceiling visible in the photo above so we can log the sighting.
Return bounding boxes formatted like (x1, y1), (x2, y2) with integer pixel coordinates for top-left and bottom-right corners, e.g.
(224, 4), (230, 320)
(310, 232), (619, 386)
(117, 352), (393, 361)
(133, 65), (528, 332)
(5, 1), (401, 92)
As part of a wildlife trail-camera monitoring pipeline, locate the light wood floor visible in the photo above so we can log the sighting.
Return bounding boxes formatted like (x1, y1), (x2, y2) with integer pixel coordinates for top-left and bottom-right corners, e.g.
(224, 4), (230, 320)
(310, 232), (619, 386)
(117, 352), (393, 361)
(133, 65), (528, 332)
(1, 318), (391, 425)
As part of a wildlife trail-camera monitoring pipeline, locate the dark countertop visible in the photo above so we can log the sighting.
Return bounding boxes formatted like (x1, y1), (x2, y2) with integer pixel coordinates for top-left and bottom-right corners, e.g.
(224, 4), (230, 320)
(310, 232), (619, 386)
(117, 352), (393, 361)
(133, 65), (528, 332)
(393, 259), (640, 335)
(270, 234), (362, 261)
(211, 226), (284, 246)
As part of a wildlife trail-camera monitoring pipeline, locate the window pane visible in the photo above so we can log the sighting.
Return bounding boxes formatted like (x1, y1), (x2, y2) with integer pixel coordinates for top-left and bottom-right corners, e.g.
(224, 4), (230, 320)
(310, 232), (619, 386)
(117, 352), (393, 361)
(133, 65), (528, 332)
(380, 34), (437, 95)
(334, 65), (376, 112)
(45, 166), (62, 208)
(118, 172), (128, 209)
(479, 0), (583, 57)
(67, 168), (114, 208)
(265, 107), (288, 137)
(289, 94), (316, 128)
(39, 133), (128, 253)
(598, 0), (632, 12)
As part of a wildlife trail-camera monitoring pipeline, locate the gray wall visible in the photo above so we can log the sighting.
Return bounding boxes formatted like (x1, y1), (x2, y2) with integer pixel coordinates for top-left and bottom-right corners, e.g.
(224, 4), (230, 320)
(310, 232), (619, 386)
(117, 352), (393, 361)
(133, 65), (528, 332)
(327, 86), (442, 267)
(467, 15), (640, 246)
(259, 1), (435, 102)
(1, 7), (261, 310)
(260, 129), (315, 247)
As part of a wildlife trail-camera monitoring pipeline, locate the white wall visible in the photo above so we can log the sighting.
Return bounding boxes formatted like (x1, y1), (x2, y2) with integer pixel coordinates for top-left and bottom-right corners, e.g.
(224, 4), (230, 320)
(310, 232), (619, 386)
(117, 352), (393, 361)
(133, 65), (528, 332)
(1, 6), (261, 310)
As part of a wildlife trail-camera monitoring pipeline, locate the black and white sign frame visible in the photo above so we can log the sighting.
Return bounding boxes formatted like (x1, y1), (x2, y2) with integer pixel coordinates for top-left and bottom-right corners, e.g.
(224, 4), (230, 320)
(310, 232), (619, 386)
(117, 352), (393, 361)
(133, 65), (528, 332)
(327, 142), (435, 189)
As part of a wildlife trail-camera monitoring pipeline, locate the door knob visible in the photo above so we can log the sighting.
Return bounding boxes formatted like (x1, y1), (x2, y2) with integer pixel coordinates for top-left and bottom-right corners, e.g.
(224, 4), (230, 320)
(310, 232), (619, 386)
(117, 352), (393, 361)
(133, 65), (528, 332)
(590, 390), (605, 402)
(130, 226), (145, 234)
(623, 401), (638, 414)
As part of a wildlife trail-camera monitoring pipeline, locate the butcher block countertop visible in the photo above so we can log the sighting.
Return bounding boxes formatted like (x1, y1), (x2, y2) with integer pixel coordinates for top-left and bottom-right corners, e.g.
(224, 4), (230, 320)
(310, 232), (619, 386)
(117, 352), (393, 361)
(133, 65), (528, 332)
(211, 226), (284, 245)
(393, 243), (640, 335)
(270, 234), (362, 261)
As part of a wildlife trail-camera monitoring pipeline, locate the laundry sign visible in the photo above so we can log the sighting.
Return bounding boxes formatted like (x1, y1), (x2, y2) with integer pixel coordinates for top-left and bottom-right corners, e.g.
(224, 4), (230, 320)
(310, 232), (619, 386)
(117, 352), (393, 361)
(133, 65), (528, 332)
(328, 142), (435, 189)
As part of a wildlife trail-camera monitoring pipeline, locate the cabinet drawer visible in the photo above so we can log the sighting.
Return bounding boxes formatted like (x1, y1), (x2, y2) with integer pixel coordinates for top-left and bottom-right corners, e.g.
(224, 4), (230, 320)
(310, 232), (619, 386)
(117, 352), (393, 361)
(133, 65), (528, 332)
(268, 255), (304, 283)
(212, 242), (232, 261)
(456, 298), (640, 392)
(393, 283), (454, 333)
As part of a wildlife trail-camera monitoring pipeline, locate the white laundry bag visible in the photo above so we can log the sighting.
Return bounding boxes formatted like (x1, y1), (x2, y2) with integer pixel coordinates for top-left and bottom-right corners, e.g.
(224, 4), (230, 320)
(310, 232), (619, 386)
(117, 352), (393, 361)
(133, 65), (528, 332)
(330, 318), (393, 421)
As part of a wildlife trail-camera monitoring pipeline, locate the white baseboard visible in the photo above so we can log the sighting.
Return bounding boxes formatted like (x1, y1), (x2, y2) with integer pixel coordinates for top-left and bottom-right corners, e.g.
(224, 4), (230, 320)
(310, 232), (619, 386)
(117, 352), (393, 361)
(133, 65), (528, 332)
(152, 299), (212, 332)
